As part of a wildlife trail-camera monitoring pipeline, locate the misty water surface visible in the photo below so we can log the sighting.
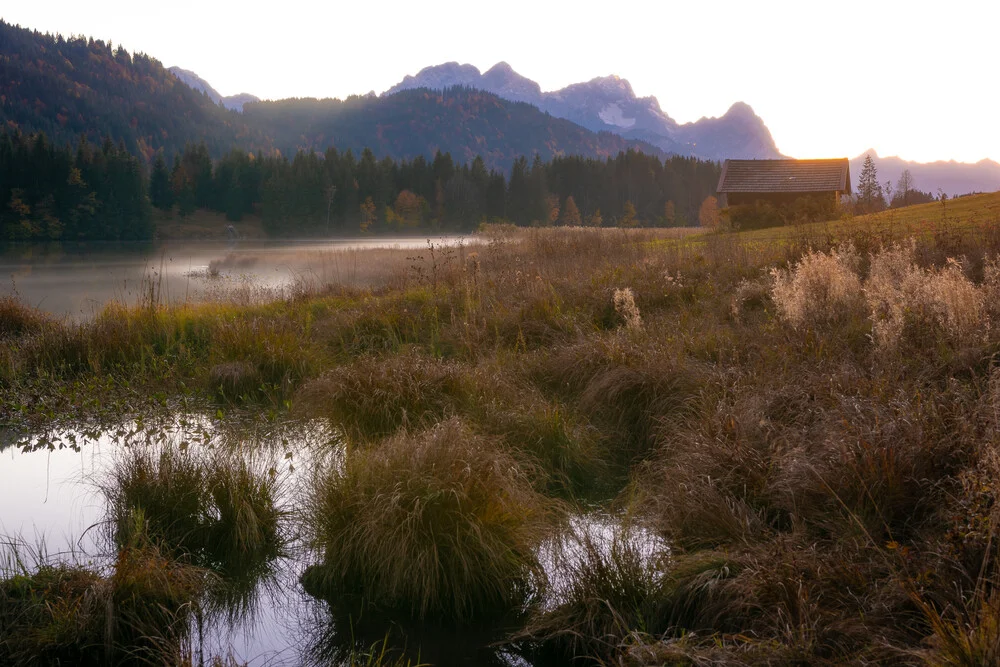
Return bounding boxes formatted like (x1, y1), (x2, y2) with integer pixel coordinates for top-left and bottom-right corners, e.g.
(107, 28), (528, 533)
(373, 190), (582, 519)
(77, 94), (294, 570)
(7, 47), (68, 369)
(0, 236), (470, 319)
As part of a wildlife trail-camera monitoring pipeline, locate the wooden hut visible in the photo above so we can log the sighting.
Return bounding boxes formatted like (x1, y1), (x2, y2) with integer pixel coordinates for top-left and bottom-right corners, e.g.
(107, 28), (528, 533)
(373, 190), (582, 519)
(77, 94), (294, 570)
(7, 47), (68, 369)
(716, 158), (851, 209)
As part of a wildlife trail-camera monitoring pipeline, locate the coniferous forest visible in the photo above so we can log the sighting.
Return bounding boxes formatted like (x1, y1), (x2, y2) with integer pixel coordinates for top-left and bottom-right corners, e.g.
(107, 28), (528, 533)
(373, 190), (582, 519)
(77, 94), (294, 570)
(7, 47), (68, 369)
(1, 132), (721, 241)
(0, 133), (151, 241)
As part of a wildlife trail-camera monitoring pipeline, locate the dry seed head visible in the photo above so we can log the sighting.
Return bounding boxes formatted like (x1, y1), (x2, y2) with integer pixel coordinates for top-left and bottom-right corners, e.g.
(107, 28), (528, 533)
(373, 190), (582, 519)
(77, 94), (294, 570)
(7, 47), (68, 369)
(613, 288), (643, 330)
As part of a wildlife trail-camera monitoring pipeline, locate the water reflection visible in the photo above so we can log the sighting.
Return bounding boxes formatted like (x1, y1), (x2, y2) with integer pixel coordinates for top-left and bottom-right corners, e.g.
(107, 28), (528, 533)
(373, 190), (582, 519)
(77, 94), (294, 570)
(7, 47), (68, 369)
(0, 416), (335, 666)
(0, 416), (667, 666)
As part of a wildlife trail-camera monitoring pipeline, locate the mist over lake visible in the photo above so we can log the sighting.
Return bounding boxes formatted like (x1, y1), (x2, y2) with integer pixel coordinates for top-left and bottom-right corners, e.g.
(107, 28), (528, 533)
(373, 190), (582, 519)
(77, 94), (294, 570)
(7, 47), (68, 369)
(0, 236), (470, 320)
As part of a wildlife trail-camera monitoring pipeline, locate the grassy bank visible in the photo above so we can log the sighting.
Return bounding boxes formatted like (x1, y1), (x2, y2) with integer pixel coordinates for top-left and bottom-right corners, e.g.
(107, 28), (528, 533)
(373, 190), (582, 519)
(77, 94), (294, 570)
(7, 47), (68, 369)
(5, 195), (1000, 663)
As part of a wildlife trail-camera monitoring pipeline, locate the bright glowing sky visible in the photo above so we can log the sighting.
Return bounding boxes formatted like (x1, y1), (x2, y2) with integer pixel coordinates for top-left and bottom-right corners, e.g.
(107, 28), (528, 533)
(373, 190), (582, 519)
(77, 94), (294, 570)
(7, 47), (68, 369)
(3, 0), (998, 163)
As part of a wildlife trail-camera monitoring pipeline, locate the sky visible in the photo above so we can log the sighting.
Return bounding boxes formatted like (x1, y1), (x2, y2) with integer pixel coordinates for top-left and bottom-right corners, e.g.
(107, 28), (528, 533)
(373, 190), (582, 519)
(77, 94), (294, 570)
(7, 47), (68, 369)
(3, 0), (998, 163)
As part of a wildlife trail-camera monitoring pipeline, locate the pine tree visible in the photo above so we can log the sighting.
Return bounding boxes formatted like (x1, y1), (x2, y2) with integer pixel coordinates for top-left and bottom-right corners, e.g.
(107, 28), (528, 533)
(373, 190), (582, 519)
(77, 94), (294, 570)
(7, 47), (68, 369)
(149, 152), (173, 210)
(857, 153), (884, 213)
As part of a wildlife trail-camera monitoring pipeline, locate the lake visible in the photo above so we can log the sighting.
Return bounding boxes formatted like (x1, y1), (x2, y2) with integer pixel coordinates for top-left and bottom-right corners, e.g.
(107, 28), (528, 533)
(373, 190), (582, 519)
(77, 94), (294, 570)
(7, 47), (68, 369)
(0, 236), (471, 319)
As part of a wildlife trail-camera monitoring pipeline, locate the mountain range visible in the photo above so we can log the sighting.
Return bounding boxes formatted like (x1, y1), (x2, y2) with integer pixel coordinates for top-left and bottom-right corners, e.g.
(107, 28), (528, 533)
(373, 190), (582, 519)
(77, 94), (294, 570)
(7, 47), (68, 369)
(385, 62), (781, 161)
(1, 19), (997, 196)
(242, 88), (663, 168)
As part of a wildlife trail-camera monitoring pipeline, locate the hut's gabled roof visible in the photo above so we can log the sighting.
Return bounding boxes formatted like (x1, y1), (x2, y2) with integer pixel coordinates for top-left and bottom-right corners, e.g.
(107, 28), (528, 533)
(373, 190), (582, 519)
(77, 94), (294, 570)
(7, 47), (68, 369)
(717, 159), (851, 195)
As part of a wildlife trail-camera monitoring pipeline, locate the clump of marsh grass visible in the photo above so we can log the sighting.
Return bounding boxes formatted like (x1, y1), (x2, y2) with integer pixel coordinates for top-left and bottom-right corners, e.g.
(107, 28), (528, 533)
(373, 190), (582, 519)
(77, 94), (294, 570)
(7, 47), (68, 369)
(298, 352), (606, 496)
(730, 275), (772, 322)
(479, 396), (606, 498)
(102, 443), (287, 609)
(534, 333), (704, 464)
(212, 315), (316, 398)
(520, 516), (669, 663)
(296, 351), (475, 443)
(301, 418), (558, 625)
(866, 241), (987, 350)
(770, 242), (864, 329)
(209, 360), (262, 401)
(612, 287), (642, 330)
(770, 239), (992, 352)
(0, 527), (211, 665)
(0, 295), (50, 338)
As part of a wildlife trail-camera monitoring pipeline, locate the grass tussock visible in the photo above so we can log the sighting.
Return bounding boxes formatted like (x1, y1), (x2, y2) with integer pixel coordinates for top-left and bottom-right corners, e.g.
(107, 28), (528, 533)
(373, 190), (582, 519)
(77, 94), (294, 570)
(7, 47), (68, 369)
(534, 332), (704, 464)
(302, 418), (558, 624)
(297, 350), (605, 496)
(0, 295), (51, 338)
(103, 443), (287, 588)
(520, 517), (670, 663)
(0, 529), (210, 666)
(296, 350), (476, 443)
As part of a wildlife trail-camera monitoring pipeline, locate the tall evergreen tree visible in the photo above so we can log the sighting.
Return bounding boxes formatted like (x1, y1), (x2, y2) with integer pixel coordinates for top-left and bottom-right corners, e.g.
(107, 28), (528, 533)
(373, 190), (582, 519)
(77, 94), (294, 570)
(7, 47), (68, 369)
(149, 152), (173, 210)
(857, 153), (884, 212)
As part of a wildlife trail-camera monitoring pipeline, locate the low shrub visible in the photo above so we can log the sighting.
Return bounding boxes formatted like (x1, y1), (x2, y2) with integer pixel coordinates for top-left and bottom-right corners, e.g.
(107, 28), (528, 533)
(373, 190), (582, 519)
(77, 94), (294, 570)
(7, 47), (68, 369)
(770, 242), (864, 329)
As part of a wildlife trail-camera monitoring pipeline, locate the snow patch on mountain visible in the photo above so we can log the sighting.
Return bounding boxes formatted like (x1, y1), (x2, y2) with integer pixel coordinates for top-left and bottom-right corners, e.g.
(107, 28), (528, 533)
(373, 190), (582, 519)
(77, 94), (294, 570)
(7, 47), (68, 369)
(598, 103), (637, 129)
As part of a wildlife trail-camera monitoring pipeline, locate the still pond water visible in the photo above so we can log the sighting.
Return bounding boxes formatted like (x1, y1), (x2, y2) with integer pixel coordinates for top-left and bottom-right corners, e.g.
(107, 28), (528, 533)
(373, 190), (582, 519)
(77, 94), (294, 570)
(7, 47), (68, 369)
(0, 417), (665, 665)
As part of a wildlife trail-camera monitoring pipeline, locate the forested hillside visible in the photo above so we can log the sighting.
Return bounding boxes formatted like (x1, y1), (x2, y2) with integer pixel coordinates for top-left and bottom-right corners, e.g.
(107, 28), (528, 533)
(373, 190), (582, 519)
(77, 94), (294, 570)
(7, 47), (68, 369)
(245, 87), (663, 171)
(0, 21), (268, 161)
(0, 21), (720, 241)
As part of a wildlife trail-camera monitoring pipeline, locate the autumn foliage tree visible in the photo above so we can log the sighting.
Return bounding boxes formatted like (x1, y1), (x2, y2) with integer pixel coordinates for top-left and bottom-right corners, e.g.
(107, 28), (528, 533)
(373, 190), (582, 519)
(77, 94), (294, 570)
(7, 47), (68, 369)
(620, 201), (638, 227)
(393, 190), (426, 228)
(699, 195), (720, 229)
(664, 200), (676, 226)
(560, 196), (581, 226)
(359, 197), (376, 232)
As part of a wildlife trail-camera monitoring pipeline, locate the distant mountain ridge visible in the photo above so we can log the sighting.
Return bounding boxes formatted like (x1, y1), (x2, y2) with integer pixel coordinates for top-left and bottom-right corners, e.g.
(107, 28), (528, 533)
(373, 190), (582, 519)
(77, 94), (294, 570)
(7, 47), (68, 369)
(385, 62), (781, 161)
(0, 22), (654, 171)
(168, 67), (260, 112)
(850, 150), (1000, 198)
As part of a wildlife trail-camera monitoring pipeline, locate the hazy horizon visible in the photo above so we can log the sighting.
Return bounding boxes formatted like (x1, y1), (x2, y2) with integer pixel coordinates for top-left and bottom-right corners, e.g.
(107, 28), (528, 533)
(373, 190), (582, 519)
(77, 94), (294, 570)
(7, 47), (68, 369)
(2, 0), (997, 164)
